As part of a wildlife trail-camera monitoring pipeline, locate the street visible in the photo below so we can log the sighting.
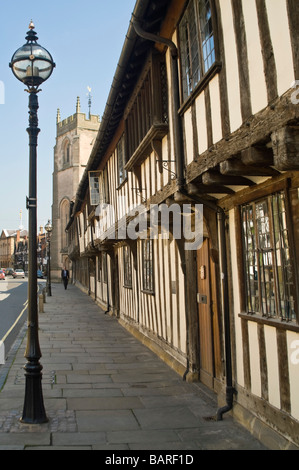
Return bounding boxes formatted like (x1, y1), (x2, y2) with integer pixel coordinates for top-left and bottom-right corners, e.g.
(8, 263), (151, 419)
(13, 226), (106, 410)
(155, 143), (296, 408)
(0, 277), (45, 361)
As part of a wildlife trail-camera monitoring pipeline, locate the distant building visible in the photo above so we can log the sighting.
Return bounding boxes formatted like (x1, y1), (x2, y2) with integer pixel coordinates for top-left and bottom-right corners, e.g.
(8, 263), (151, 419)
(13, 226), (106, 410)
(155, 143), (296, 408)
(0, 229), (28, 268)
(51, 97), (100, 281)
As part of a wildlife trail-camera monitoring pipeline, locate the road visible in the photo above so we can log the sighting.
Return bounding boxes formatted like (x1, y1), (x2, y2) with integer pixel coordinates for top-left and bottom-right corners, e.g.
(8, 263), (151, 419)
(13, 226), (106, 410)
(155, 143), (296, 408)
(0, 277), (46, 362)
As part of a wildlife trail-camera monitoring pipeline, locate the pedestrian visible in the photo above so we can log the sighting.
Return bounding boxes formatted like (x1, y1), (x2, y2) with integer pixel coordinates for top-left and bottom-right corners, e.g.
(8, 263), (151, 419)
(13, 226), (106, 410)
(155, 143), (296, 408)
(61, 267), (69, 290)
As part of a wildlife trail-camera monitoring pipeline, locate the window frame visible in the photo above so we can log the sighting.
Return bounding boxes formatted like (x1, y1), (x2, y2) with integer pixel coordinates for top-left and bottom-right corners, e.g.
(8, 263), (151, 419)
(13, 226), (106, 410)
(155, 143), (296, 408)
(117, 134), (127, 187)
(124, 51), (169, 166)
(142, 239), (154, 294)
(62, 138), (71, 167)
(123, 245), (132, 288)
(102, 252), (108, 284)
(178, 0), (217, 102)
(89, 169), (109, 206)
(240, 190), (298, 324)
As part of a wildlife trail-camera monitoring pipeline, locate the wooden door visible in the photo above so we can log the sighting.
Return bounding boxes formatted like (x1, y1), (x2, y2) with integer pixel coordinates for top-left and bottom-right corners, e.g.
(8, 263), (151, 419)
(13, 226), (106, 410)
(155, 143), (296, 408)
(197, 238), (221, 389)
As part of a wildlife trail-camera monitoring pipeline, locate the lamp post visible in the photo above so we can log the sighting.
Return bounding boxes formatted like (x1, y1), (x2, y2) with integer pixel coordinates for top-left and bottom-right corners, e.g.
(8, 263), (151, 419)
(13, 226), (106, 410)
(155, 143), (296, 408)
(45, 220), (52, 297)
(9, 21), (55, 424)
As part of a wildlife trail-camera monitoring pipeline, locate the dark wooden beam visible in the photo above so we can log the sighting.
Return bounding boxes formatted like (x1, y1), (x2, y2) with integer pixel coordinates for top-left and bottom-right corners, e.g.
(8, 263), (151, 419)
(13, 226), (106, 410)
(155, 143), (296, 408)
(272, 126), (299, 170)
(241, 146), (273, 166)
(186, 87), (299, 184)
(187, 182), (235, 195)
(202, 171), (255, 186)
(220, 159), (279, 176)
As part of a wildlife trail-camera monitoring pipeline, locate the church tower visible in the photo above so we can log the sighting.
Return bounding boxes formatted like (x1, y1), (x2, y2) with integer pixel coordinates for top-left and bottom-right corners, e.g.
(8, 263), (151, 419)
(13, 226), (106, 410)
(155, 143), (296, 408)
(51, 97), (100, 281)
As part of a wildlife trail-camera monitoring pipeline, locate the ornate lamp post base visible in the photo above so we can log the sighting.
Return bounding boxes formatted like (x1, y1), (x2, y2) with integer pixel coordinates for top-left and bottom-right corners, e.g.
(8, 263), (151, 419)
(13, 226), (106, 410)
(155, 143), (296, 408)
(21, 361), (48, 424)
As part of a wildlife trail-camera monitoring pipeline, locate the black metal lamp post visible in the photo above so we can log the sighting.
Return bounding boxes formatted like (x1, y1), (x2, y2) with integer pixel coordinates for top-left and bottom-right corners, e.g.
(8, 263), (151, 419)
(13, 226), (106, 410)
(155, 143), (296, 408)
(9, 21), (55, 424)
(45, 220), (52, 297)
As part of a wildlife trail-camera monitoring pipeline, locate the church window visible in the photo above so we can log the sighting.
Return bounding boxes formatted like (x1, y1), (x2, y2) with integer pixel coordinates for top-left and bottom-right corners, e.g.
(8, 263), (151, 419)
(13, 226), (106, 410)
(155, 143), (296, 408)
(60, 199), (70, 249)
(63, 140), (71, 166)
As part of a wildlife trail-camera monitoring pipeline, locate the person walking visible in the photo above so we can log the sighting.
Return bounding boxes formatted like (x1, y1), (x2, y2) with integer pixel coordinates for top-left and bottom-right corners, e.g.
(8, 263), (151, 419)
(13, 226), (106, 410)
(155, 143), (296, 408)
(61, 267), (69, 290)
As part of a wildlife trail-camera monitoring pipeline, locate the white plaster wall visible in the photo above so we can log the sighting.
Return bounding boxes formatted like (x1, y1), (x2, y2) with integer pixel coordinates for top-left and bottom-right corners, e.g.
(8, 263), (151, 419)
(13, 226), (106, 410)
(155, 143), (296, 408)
(161, 135), (169, 188)
(209, 74), (222, 144)
(195, 91), (208, 155)
(248, 321), (261, 397)
(184, 107), (194, 165)
(242, 0), (268, 114)
(219, 0), (242, 132)
(264, 325), (281, 409)
(287, 330), (299, 420)
(265, 0), (295, 96)
(229, 209), (245, 387)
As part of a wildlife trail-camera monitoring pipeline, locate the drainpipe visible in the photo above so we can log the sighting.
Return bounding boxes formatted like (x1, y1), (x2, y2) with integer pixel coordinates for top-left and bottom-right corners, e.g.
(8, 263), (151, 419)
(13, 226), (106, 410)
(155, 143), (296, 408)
(216, 208), (235, 420)
(133, 19), (235, 419)
(132, 19), (185, 191)
(104, 276), (110, 315)
(104, 252), (111, 315)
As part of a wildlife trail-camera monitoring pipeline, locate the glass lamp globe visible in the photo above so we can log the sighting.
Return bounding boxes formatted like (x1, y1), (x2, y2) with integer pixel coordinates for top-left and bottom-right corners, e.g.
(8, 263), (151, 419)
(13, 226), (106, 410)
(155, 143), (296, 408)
(45, 220), (53, 233)
(9, 21), (55, 90)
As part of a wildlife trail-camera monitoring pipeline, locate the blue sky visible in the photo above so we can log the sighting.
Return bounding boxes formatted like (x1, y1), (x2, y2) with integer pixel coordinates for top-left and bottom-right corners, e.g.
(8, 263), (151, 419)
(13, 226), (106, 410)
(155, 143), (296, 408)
(0, 0), (136, 231)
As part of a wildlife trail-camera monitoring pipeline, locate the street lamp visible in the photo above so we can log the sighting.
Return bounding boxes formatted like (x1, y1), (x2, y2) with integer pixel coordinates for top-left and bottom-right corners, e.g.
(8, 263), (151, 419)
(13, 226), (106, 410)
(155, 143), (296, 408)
(9, 21), (55, 424)
(45, 220), (52, 297)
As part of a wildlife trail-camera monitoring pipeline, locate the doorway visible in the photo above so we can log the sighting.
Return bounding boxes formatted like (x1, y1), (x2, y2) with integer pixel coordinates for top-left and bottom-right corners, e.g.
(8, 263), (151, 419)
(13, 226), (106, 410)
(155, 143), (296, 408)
(197, 238), (221, 389)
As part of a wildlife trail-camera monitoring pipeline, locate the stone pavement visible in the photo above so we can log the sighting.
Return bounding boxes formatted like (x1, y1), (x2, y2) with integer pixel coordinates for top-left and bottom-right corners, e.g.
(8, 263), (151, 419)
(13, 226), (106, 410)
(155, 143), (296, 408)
(0, 283), (268, 451)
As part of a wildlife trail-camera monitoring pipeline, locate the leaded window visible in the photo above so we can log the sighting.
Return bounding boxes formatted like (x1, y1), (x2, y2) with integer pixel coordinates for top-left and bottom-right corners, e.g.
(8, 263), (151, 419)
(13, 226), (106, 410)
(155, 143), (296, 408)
(242, 191), (296, 321)
(117, 135), (126, 186)
(125, 52), (168, 160)
(89, 171), (101, 206)
(123, 245), (132, 288)
(179, 0), (216, 100)
(142, 239), (154, 293)
(102, 252), (108, 284)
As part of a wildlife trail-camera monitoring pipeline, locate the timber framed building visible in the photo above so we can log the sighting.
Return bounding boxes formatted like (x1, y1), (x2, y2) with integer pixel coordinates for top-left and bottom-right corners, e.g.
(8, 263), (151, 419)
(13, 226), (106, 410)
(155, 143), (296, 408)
(64, 0), (299, 448)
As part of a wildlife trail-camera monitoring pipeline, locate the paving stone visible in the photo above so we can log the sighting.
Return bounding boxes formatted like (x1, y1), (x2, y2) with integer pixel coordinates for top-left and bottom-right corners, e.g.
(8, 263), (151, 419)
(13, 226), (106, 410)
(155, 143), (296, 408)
(76, 410), (139, 432)
(0, 284), (272, 450)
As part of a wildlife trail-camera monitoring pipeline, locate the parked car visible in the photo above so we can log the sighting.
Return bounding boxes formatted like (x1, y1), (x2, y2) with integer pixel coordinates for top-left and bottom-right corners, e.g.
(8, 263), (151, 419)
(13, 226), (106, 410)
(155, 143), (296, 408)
(13, 269), (25, 278)
(37, 270), (44, 278)
(0, 270), (5, 280)
(5, 268), (14, 276)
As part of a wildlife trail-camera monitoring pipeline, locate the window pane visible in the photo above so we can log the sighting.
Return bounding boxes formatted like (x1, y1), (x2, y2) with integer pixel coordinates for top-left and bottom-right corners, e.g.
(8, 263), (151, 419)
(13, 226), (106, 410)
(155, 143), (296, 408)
(123, 246), (132, 287)
(199, 0), (215, 72)
(117, 136), (126, 185)
(271, 193), (295, 321)
(89, 171), (102, 206)
(242, 205), (259, 312)
(242, 191), (296, 322)
(179, 0), (215, 100)
(179, 1), (201, 100)
(142, 240), (154, 292)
